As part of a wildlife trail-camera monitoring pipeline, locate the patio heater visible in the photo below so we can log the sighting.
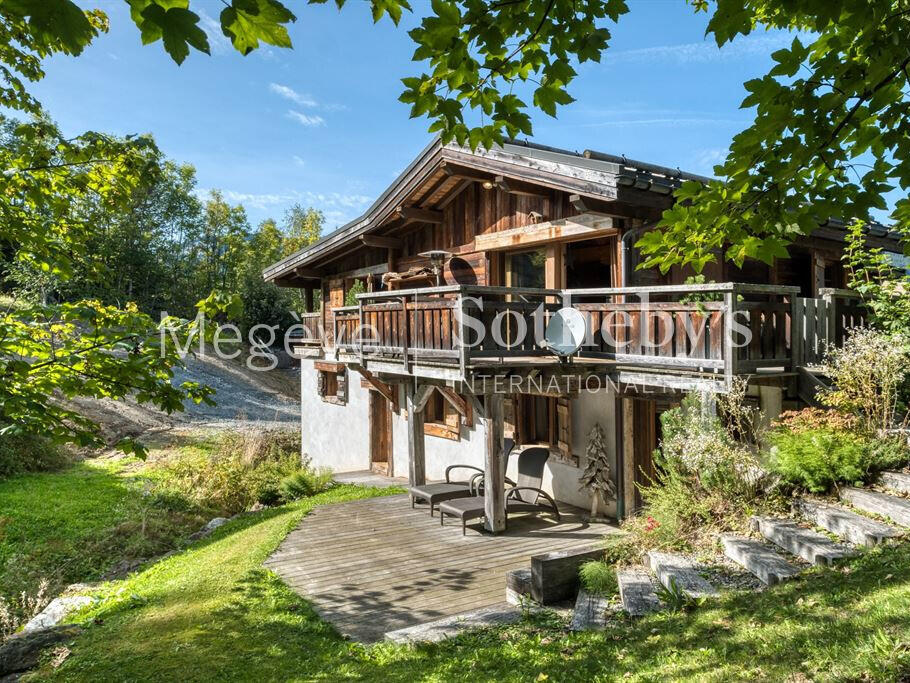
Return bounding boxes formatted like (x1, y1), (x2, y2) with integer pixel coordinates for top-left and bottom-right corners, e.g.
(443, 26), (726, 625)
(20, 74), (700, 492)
(418, 250), (452, 286)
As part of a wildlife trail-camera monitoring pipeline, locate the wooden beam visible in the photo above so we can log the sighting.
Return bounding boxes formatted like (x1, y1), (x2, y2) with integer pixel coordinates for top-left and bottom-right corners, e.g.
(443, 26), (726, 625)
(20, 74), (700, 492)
(356, 367), (395, 405)
(569, 193), (619, 214)
(414, 384), (436, 413)
(440, 160), (495, 184)
(360, 234), (403, 249)
(495, 175), (549, 198)
(437, 387), (473, 428)
(474, 212), (617, 251)
(396, 206), (444, 224)
(483, 392), (506, 534)
(406, 384), (426, 487)
(293, 266), (322, 279)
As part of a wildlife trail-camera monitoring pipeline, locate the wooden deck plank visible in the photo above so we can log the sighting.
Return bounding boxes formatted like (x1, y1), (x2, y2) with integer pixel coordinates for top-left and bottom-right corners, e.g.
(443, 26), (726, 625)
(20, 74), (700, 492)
(266, 493), (614, 642)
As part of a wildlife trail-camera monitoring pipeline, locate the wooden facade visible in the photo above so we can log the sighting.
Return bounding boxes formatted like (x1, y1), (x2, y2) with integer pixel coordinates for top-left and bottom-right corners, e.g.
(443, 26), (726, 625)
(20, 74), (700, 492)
(267, 139), (900, 530)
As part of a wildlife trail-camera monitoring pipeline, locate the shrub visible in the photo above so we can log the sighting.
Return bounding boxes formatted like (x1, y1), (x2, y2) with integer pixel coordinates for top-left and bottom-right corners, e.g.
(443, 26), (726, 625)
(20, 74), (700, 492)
(578, 560), (617, 596)
(820, 328), (910, 434)
(0, 433), (68, 480)
(279, 468), (335, 501)
(769, 428), (876, 493)
(775, 407), (859, 434)
(623, 382), (775, 551)
(1, 578), (48, 642)
(152, 429), (303, 515)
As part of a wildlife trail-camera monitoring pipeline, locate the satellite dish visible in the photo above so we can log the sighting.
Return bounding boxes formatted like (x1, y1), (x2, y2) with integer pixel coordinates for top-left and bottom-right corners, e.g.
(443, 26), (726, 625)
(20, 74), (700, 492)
(543, 308), (586, 357)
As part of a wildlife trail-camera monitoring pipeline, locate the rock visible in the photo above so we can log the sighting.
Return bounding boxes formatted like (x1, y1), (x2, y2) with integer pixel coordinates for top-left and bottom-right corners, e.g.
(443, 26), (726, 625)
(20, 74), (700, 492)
(0, 625), (81, 676)
(22, 596), (94, 633)
(101, 558), (146, 581)
(187, 516), (231, 542)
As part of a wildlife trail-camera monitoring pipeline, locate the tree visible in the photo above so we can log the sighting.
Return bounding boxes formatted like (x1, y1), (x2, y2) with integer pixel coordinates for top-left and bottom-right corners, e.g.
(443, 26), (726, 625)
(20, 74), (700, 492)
(0, 116), (227, 456)
(282, 205), (324, 257)
(578, 422), (616, 519)
(5, 1), (910, 274)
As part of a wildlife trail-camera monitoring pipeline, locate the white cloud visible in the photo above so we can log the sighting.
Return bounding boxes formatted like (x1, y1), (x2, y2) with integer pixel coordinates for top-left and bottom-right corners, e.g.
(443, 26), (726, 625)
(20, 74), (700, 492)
(198, 10), (232, 55)
(194, 188), (372, 224)
(693, 148), (728, 174)
(287, 110), (325, 127)
(269, 83), (318, 108)
(292, 155), (306, 167)
(610, 32), (807, 66)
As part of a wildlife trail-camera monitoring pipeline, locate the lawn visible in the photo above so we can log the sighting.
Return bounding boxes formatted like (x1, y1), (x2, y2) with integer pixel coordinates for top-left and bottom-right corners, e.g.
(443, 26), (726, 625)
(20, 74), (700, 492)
(20, 487), (910, 682)
(0, 458), (206, 600)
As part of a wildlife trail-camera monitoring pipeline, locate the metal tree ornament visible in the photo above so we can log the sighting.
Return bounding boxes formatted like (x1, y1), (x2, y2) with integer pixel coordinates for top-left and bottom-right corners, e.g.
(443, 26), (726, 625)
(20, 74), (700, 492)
(579, 422), (617, 521)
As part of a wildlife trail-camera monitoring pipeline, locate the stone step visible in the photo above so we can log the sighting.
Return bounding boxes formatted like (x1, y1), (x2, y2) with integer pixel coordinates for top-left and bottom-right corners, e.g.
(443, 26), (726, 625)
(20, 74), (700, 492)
(646, 551), (718, 599)
(841, 487), (910, 527)
(720, 534), (801, 586)
(878, 471), (910, 496)
(384, 604), (523, 643)
(751, 516), (855, 566)
(617, 566), (662, 617)
(505, 568), (532, 606)
(794, 498), (902, 547)
(570, 589), (614, 631)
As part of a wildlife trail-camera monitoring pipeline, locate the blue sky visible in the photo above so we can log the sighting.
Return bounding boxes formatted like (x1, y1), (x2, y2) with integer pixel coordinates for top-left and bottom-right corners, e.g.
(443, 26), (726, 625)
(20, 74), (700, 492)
(31, 1), (800, 231)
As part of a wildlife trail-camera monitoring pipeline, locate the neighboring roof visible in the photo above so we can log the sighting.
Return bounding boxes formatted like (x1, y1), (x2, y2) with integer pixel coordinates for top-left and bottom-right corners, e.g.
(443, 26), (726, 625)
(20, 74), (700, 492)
(261, 137), (710, 283)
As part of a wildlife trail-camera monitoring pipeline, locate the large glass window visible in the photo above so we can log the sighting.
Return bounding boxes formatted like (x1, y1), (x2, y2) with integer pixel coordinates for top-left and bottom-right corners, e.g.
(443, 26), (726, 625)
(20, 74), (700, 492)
(506, 249), (546, 289)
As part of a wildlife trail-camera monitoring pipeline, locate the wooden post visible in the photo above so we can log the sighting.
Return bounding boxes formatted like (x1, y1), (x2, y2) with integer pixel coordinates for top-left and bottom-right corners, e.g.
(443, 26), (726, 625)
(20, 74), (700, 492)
(406, 384), (428, 487)
(622, 397), (635, 516)
(304, 287), (314, 313)
(483, 392), (507, 534)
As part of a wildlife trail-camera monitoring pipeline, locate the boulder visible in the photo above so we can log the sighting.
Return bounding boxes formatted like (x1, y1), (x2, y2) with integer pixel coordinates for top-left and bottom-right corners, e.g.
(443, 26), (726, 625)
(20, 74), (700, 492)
(0, 625), (81, 676)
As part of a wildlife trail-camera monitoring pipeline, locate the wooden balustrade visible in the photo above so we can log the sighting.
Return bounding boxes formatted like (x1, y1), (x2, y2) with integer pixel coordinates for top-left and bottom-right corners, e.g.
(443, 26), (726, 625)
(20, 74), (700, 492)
(320, 283), (862, 382)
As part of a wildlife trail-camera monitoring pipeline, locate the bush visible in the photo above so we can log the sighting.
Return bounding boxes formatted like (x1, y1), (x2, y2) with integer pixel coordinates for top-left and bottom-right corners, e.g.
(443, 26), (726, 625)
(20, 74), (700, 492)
(0, 433), (68, 480)
(279, 468), (334, 501)
(152, 429), (303, 515)
(820, 328), (910, 434)
(769, 428), (878, 493)
(579, 560), (617, 596)
(775, 407), (859, 434)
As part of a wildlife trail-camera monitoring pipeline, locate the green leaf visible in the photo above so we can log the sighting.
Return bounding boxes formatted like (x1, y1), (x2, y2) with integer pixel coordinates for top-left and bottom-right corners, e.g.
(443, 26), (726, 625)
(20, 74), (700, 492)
(220, 0), (296, 55)
(138, 4), (209, 63)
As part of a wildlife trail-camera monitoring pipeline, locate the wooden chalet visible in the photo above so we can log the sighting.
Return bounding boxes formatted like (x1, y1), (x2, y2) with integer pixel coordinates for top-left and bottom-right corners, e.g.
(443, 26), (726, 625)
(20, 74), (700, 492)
(264, 138), (901, 531)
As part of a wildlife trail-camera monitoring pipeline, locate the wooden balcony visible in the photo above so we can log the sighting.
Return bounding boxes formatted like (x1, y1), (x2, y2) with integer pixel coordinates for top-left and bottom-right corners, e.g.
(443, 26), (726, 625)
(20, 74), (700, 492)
(297, 284), (865, 389)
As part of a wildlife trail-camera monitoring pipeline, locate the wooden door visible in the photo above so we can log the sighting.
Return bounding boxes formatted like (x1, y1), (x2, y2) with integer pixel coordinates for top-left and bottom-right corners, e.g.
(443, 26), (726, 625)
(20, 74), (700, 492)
(369, 391), (392, 475)
(631, 398), (658, 510)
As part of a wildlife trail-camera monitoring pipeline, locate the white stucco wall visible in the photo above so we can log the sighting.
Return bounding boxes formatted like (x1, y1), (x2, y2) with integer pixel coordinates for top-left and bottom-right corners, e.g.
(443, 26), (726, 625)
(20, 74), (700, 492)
(389, 386), (488, 482)
(300, 362), (370, 472)
(299, 360), (620, 516)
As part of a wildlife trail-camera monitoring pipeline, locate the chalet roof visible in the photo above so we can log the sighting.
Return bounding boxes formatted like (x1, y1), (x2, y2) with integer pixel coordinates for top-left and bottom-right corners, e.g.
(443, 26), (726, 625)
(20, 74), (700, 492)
(261, 138), (710, 284)
(262, 138), (903, 285)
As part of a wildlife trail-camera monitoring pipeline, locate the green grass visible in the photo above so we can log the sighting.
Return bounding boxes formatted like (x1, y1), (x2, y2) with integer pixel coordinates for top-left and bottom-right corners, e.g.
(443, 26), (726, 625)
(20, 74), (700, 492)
(17, 486), (908, 682)
(0, 458), (207, 600)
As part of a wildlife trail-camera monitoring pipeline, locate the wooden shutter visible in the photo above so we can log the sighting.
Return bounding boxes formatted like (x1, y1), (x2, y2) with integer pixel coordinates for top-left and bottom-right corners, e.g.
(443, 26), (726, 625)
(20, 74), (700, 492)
(555, 396), (573, 464)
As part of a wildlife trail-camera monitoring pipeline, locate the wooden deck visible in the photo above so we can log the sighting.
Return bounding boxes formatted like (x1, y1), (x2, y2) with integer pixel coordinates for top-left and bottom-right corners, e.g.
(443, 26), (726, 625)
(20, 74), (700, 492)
(264, 494), (613, 642)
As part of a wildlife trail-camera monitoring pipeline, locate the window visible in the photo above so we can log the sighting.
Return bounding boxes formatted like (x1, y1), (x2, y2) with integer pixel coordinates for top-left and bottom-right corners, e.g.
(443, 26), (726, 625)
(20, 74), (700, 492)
(403, 388), (472, 441)
(506, 248), (547, 289)
(315, 362), (347, 405)
(509, 394), (575, 465)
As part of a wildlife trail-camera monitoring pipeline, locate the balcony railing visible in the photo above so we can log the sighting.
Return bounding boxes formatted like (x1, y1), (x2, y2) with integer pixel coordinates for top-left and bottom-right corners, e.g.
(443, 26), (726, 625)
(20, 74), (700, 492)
(311, 282), (864, 384)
